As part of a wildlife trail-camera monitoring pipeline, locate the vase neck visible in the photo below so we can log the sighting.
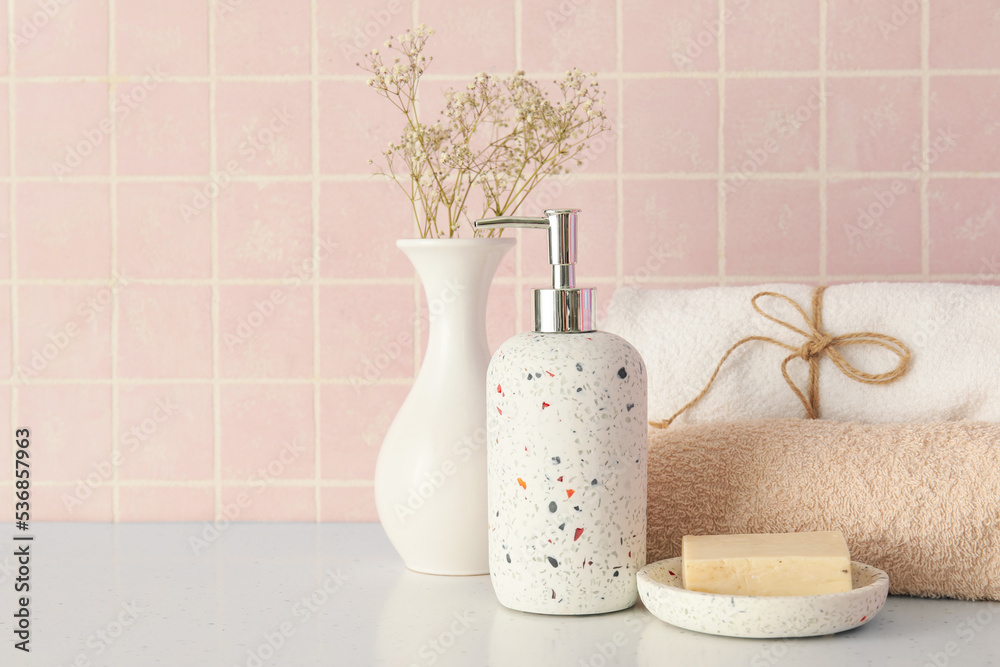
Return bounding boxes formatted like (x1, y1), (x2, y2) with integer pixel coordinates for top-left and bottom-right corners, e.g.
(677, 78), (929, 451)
(398, 239), (514, 364)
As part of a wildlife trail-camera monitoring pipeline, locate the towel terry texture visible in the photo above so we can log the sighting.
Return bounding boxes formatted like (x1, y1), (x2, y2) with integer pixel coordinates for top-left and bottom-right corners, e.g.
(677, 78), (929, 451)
(604, 282), (1000, 425)
(648, 419), (1000, 600)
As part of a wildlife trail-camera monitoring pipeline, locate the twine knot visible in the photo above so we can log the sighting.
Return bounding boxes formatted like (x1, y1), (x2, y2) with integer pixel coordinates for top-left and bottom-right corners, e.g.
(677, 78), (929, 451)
(650, 286), (912, 429)
(801, 334), (833, 359)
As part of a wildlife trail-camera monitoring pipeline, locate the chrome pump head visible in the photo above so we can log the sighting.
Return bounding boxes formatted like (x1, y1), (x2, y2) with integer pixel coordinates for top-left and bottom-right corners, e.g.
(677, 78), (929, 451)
(474, 209), (595, 333)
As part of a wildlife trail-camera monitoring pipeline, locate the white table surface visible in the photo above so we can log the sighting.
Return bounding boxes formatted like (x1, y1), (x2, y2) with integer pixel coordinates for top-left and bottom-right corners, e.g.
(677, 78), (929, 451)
(8, 523), (999, 666)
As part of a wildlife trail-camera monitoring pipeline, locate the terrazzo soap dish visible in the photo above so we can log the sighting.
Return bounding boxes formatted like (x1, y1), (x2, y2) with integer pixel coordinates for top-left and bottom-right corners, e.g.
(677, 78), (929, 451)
(637, 558), (889, 638)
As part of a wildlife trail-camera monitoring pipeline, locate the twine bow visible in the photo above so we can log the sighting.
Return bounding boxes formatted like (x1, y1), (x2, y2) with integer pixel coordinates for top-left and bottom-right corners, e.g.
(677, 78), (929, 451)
(650, 286), (912, 429)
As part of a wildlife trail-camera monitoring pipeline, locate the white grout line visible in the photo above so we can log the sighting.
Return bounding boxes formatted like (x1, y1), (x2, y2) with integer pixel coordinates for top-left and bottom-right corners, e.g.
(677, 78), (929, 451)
(512, 0), (525, 330)
(0, 268), (994, 288)
(920, 0), (931, 278)
(514, 0), (522, 72)
(0, 257), (995, 288)
(410, 0), (422, 380)
(2, 377), (424, 386)
(13, 478), (376, 489)
(0, 170), (996, 185)
(0, 277), (420, 286)
(310, 0), (322, 523)
(8, 67), (998, 84)
(434, 67), (1000, 78)
(818, 0), (828, 284)
(108, 0), (120, 522)
(612, 68), (1000, 79)
(208, 1), (222, 522)
(627, 171), (1000, 180)
(716, 0), (726, 286)
(615, 0), (623, 291)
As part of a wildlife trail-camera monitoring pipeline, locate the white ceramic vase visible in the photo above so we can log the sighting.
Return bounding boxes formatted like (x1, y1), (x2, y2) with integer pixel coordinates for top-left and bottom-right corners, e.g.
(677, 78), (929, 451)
(374, 237), (515, 575)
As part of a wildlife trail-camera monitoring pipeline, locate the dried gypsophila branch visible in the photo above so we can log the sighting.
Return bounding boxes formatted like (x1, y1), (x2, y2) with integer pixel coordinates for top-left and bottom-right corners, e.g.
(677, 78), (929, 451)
(358, 24), (611, 239)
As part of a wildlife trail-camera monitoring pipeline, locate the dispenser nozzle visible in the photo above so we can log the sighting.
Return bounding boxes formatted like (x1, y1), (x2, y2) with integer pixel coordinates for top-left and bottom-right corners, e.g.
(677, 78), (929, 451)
(474, 209), (579, 289)
(474, 208), (594, 333)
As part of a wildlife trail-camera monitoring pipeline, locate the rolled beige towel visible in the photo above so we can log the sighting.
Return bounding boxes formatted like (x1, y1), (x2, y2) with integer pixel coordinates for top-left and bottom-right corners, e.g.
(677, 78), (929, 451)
(648, 420), (1000, 600)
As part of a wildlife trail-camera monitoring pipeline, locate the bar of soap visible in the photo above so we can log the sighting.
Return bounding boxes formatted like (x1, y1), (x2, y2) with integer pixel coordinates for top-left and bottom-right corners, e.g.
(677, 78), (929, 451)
(682, 531), (852, 596)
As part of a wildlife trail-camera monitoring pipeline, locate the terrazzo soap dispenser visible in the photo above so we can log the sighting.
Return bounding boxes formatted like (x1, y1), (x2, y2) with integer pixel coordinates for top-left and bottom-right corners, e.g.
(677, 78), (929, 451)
(474, 209), (647, 615)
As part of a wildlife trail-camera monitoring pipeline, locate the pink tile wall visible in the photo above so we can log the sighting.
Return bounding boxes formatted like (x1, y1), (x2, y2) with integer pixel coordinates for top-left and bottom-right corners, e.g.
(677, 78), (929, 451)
(3, 1), (998, 523)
